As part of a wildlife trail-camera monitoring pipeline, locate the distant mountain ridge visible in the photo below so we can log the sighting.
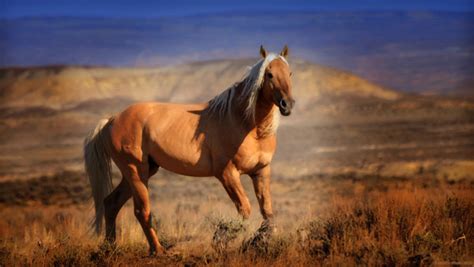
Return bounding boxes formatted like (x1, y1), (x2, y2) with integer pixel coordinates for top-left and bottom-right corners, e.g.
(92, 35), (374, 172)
(0, 59), (400, 112)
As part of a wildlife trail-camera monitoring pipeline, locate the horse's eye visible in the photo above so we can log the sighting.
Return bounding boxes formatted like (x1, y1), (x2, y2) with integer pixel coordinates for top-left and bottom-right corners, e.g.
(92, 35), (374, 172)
(266, 72), (273, 79)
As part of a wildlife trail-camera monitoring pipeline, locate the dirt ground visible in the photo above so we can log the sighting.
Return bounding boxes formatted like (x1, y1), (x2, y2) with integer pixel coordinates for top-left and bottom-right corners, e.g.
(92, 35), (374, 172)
(0, 171), (473, 266)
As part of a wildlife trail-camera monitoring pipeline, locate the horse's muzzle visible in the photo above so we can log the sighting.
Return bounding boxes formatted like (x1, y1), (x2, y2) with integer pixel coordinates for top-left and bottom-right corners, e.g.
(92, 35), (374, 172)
(278, 98), (295, 116)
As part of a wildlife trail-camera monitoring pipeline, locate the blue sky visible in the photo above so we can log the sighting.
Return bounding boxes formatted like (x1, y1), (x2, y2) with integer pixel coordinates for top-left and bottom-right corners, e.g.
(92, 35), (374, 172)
(1, 0), (473, 18)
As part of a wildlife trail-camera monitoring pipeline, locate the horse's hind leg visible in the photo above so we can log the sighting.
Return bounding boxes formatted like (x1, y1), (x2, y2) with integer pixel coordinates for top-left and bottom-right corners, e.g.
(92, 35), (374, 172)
(104, 178), (132, 243)
(127, 164), (165, 255)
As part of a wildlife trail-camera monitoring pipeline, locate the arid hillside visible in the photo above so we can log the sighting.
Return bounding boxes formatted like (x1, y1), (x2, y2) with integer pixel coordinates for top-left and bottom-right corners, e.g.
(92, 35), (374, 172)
(0, 59), (398, 109)
(1, 59), (473, 180)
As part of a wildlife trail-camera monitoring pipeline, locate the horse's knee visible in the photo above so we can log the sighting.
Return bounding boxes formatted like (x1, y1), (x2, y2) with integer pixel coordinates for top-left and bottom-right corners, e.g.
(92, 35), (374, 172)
(134, 208), (158, 232)
(134, 206), (151, 222)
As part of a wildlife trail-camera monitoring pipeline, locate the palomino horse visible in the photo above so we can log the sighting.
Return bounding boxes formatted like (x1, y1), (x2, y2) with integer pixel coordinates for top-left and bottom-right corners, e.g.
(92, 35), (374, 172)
(84, 45), (295, 255)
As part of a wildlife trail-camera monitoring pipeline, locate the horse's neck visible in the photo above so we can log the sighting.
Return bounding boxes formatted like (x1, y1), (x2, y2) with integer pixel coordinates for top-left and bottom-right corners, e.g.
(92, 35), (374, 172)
(231, 82), (278, 138)
(254, 92), (278, 138)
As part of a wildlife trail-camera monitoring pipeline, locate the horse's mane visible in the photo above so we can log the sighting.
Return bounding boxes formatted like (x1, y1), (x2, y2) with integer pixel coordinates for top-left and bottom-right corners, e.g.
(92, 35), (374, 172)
(207, 53), (288, 124)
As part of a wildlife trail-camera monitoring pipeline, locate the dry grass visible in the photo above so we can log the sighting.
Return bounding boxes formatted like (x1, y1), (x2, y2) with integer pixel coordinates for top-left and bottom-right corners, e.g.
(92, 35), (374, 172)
(301, 190), (473, 265)
(0, 172), (473, 266)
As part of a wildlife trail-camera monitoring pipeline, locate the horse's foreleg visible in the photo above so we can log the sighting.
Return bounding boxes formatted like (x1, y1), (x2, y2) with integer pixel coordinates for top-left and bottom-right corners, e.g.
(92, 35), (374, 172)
(127, 166), (165, 255)
(251, 166), (275, 231)
(104, 178), (132, 243)
(218, 166), (251, 219)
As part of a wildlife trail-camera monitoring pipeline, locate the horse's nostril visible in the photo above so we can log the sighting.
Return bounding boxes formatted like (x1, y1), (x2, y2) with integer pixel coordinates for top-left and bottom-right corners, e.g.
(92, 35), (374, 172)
(280, 99), (287, 108)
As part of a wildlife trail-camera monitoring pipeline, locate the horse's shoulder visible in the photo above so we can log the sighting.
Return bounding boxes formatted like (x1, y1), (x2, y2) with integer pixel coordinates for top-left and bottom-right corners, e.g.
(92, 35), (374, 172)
(239, 131), (276, 152)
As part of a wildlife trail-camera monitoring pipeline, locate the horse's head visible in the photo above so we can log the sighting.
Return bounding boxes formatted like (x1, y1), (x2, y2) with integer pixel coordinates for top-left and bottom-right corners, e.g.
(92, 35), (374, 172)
(260, 45), (295, 116)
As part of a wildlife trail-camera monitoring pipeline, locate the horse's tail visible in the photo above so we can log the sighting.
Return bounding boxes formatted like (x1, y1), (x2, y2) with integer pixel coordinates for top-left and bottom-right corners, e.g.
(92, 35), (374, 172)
(83, 118), (113, 234)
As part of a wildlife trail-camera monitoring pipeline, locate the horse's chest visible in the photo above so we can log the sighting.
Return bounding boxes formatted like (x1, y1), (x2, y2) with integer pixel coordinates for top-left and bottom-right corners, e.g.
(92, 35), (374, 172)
(233, 139), (276, 174)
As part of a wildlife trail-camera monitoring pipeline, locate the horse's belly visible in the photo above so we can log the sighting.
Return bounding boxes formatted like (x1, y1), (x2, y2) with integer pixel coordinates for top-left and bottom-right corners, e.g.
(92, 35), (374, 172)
(149, 143), (213, 177)
(149, 131), (212, 176)
(146, 111), (213, 177)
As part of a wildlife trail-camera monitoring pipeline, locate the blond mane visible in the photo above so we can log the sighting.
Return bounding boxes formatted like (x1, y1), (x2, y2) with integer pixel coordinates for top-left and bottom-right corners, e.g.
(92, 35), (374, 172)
(207, 53), (288, 129)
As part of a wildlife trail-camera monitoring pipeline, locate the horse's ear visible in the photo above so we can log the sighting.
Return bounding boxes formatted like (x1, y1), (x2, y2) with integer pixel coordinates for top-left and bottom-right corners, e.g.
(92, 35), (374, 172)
(260, 45), (267, 58)
(280, 45), (289, 58)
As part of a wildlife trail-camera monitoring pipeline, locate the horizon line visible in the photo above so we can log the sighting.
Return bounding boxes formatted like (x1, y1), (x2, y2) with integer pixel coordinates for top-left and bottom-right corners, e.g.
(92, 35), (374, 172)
(2, 8), (473, 20)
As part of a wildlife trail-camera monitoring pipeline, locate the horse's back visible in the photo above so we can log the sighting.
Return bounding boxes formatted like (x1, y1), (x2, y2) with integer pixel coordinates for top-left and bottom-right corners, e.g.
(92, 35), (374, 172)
(110, 101), (205, 140)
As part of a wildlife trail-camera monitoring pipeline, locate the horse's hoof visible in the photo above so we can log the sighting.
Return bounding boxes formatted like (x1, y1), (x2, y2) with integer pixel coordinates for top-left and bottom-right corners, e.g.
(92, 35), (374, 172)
(259, 220), (277, 235)
(148, 247), (167, 257)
